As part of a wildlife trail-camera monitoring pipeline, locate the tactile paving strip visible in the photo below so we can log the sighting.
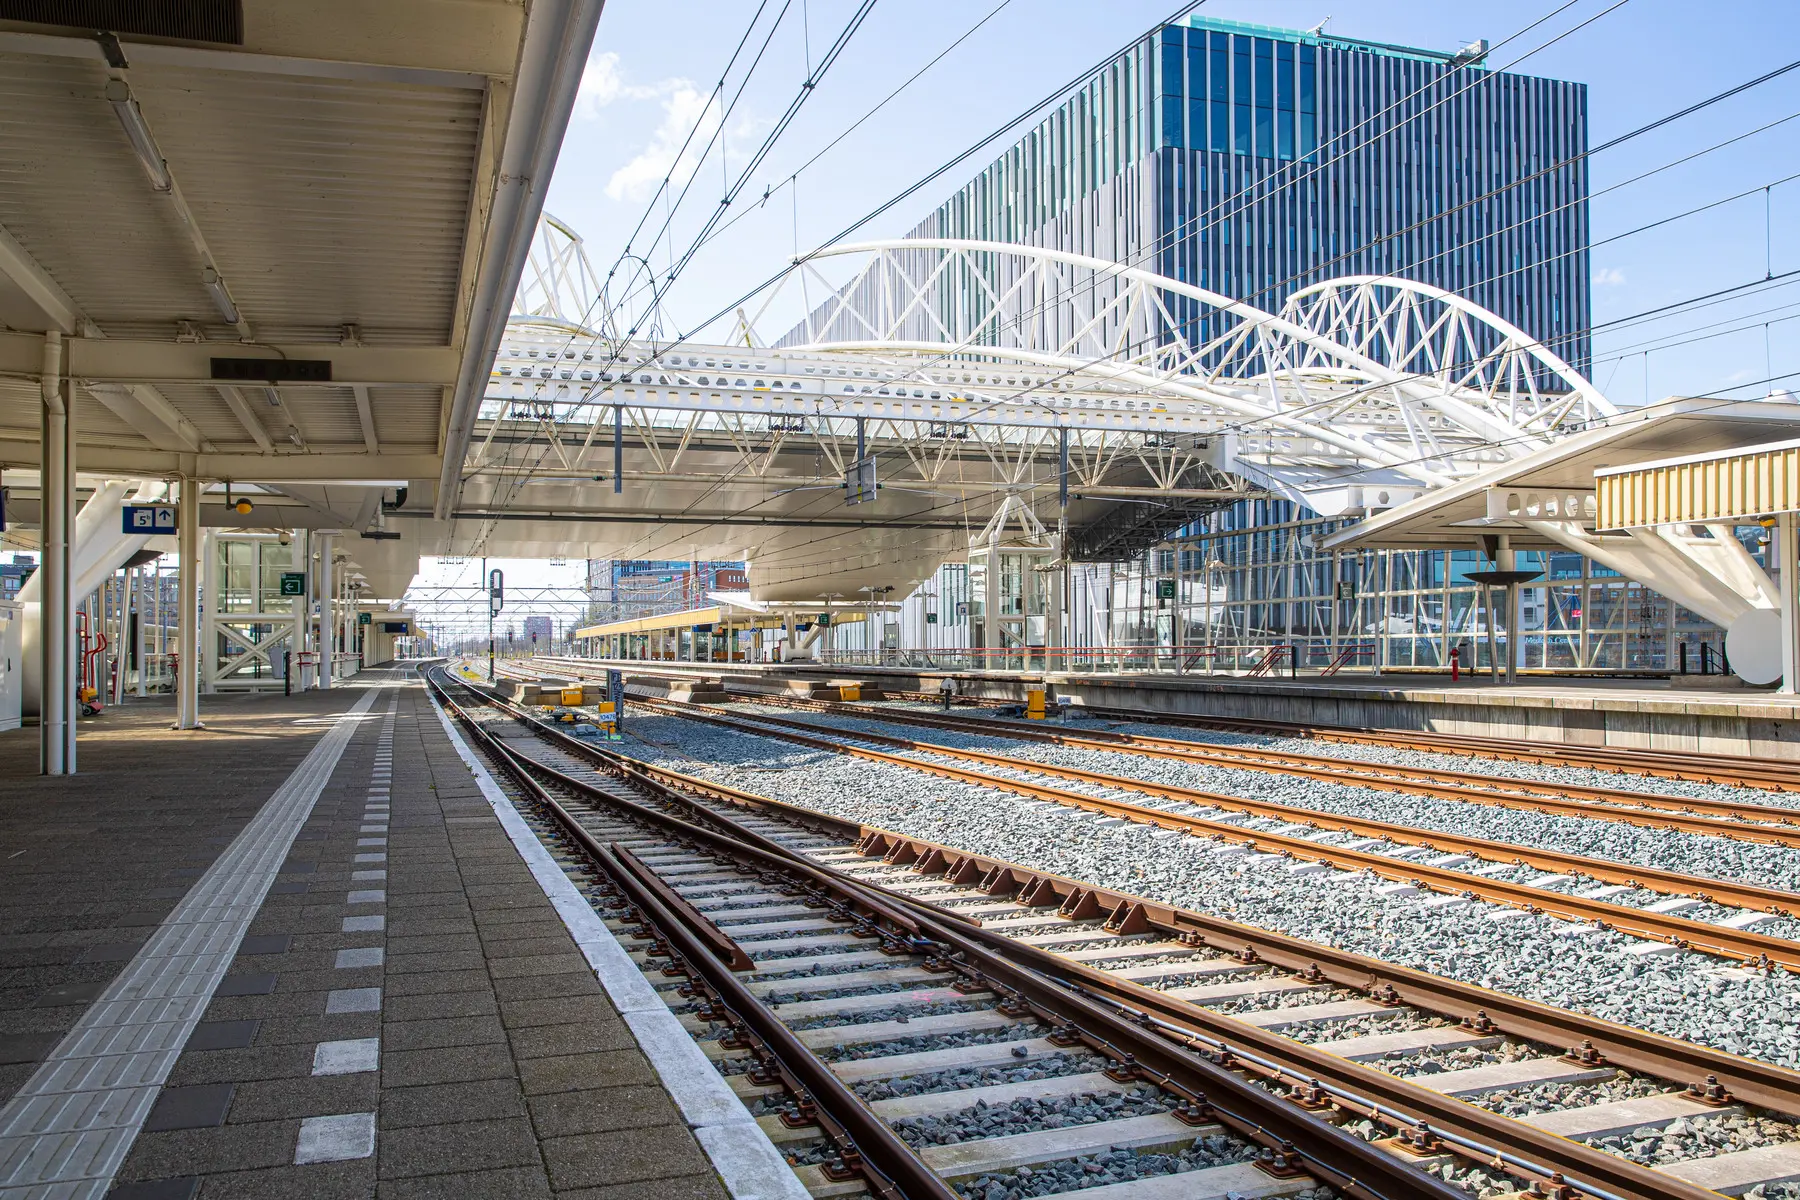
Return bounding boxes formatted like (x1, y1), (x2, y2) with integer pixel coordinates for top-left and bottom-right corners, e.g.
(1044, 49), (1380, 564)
(0, 686), (384, 1198)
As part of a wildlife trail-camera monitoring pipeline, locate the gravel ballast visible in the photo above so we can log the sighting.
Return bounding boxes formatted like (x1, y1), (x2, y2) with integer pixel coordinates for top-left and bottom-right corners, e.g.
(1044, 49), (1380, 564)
(617, 713), (1800, 1070)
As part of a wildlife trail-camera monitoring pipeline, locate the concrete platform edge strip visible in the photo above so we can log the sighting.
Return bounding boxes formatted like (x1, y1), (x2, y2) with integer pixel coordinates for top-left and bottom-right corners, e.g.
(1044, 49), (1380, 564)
(0, 684), (387, 1196)
(426, 690), (810, 1200)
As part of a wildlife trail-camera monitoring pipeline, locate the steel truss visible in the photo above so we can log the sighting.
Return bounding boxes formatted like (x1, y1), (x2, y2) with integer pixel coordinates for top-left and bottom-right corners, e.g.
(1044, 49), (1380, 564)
(477, 225), (1773, 633)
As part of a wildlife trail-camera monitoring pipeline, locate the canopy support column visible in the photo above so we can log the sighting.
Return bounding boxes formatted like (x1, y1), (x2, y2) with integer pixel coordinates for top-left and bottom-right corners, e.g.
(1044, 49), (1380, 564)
(40, 332), (75, 773)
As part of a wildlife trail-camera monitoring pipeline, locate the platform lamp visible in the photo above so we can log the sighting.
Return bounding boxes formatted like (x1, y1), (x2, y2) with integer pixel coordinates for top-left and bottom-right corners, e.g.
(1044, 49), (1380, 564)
(224, 481), (252, 517)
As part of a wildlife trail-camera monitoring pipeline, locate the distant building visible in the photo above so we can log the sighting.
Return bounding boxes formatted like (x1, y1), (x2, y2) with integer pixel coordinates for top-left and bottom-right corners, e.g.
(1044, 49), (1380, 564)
(1, 554), (36, 601)
(583, 559), (746, 623)
(886, 13), (1588, 370)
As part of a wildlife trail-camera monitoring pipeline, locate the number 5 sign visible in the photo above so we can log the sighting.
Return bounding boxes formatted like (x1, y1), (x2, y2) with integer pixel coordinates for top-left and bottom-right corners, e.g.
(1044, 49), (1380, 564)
(122, 504), (177, 533)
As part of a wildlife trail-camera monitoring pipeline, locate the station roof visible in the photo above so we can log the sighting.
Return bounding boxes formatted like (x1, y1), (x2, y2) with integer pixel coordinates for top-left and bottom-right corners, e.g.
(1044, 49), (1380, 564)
(1596, 434), (1800, 529)
(1323, 398), (1800, 551)
(0, 0), (599, 522)
(574, 605), (785, 639)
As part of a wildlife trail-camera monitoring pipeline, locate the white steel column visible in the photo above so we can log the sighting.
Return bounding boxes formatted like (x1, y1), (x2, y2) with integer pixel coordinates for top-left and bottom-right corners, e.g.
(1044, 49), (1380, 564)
(1781, 514), (1799, 695)
(176, 478), (201, 729)
(134, 565), (147, 697)
(199, 528), (216, 694)
(318, 532), (334, 690)
(39, 332), (75, 774)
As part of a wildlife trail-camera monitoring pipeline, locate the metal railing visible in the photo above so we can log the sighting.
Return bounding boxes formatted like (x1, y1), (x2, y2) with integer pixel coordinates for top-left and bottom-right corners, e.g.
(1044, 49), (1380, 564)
(813, 641), (1384, 676)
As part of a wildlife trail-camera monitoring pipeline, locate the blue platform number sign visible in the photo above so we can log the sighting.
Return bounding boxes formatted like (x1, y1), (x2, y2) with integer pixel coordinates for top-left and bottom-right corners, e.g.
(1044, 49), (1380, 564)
(123, 504), (177, 534)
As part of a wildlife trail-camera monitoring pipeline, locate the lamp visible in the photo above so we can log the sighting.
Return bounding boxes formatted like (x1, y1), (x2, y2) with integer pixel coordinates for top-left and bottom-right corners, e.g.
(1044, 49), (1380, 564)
(103, 80), (171, 193)
(201, 266), (240, 325)
(224, 481), (252, 516)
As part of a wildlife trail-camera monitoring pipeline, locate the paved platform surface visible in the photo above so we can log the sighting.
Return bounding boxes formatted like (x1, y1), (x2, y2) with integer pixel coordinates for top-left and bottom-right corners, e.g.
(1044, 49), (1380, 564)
(0, 673), (732, 1200)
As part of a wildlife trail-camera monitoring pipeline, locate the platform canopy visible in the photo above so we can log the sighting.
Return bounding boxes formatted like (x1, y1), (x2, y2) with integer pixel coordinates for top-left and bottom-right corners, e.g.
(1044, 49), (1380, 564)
(1323, 397), (1800, 633)
(0, 0), (602, 587)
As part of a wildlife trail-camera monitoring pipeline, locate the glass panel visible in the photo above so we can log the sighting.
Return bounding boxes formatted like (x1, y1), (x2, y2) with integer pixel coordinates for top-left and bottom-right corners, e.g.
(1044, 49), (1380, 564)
(1209, 37), (1230, 151)
(1232, 37), (1250, 155)
(1160, 28), (1183, 148)
(1253, 40), (1273, 158)
(1187, 38), (1206, 151)
(1276, 42), (1295, 160)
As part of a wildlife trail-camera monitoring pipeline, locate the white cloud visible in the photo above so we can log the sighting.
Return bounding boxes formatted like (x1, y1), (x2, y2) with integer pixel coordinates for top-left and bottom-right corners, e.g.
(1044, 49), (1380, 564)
(573, 51), (769, 206)
(606, 84), (722, 201)
(574, 51), (667, 120)
(1593, 266), (1627, 287)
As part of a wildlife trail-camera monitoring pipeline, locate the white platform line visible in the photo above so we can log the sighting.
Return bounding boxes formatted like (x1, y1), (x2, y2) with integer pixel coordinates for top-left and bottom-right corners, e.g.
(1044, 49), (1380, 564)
(0, 685), (385, 1199)
(427, 688), (809, 1200)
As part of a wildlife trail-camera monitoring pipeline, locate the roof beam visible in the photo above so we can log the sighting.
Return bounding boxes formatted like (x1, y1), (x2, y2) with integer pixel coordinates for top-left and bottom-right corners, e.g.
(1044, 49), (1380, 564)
(214, 385), (275, 452)
(352, 384), (380, 453)
(0, 436), (440, 482)
(84, 383), (209, 453)
(0, 331), (460, 386)
(0, 222), (80, 334)
(0, 28), (495, 90)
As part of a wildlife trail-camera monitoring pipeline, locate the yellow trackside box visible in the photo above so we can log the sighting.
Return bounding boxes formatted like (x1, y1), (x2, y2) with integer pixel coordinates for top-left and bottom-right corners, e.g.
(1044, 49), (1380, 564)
(560, 686), (585, 706)
(596, 701), (615, 716)
(1026, 688), (1047, 720)
(838, 684), (861, 701)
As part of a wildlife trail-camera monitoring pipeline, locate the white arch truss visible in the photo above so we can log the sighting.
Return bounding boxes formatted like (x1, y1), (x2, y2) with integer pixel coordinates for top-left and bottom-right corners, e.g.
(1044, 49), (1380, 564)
(768, 238), (1614, 510)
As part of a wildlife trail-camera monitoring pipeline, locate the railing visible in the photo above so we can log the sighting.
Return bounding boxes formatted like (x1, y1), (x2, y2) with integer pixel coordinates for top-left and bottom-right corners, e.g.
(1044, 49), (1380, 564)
(813, 641), (1382, 676)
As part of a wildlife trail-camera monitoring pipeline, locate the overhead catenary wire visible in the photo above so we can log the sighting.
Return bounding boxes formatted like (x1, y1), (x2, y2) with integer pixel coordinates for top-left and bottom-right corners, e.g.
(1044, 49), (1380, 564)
(467, 0), (883, 553)
(483, 6), (1795, 574)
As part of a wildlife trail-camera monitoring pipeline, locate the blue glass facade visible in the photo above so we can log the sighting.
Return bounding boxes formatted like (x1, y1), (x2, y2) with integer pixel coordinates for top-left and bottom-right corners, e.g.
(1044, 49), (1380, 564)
(914, 15), (1591, 374)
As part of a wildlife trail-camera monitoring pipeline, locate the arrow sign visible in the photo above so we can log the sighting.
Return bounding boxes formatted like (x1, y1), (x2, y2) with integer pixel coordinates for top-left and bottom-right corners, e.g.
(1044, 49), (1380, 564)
(122, 505), (177, 534)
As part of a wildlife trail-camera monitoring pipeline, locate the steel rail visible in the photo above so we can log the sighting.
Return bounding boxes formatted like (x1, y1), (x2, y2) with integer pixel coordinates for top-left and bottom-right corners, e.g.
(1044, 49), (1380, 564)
(1060, 705), (1800, 792)
(510, 656), (1800, 791)
(610, 843), (757, 972)
(433, 670), (1460, 1200)
(431, 674), (954, 1199)
(757, 693), (1800, 843)
(636, 697), (1800, 970)
(702, 701), (1800, 914)
(463, 667), (1800, 1123)
(443, 668), (1765, 1200)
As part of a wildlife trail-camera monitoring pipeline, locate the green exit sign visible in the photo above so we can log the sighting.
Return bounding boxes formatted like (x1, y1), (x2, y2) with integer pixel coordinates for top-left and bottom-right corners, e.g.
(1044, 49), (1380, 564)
(279, 572), (305, 596)
(1155, 578), (1176, 600)
(925, 612), (938, 624)
(359, 612), (372, 625)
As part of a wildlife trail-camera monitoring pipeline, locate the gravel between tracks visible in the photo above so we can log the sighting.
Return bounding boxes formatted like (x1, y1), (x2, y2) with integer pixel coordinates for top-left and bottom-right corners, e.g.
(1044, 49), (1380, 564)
(746, 705), (1800, 896)
(933, 703), (1800, 811)
(618, 714), (1800, 1070)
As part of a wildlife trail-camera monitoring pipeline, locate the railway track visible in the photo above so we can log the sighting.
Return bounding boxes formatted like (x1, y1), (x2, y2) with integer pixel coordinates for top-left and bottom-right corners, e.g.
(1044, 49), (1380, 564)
(511, 655), (1800, 793)
(626, 695), (1800, 972)
(737, 694), (1800, 847)
(431, 665), (1800, 1200)
(1012, 706), (1800, 795)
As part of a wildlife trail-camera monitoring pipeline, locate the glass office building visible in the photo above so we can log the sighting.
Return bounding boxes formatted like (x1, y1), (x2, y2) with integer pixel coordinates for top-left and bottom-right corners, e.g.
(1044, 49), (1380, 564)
(912, 14), (1591, 372)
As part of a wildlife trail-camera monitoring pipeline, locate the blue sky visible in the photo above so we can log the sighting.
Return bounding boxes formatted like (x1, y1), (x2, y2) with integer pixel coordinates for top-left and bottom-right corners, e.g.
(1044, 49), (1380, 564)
(544, 0), (1800, 403)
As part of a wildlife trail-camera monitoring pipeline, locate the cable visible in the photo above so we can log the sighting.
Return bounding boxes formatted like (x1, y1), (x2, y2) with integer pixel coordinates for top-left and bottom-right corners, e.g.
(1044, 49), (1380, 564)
(469, 0), (882, 553)
(1251, 53), (1800, 308)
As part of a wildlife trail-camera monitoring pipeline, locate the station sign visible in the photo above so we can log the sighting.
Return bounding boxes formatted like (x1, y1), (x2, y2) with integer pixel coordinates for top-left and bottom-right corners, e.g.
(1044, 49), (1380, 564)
(122, 504), (177, 534)
(279, 572), (306, 596)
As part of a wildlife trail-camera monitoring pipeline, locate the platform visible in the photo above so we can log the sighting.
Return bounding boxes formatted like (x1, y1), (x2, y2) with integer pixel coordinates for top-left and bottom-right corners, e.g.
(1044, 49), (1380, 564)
(0, 671), (784, 1200)
(553, 657), (1800, 761)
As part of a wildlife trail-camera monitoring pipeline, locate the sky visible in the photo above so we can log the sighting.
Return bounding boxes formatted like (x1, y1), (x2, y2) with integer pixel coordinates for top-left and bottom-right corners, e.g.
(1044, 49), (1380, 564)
(410, 0), (1800, 630)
